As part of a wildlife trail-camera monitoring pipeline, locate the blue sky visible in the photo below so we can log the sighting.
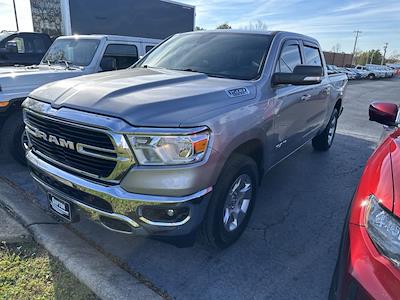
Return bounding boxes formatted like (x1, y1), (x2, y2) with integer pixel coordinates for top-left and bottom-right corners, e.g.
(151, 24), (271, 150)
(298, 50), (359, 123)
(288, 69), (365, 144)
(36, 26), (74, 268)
(181, 0), (400, 56)
(1, 0), (399, 56)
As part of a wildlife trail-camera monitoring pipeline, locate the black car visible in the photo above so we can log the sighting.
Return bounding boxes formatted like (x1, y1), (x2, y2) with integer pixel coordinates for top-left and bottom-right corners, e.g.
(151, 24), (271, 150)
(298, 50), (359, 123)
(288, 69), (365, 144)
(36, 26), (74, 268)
(0, 32), (52, 66)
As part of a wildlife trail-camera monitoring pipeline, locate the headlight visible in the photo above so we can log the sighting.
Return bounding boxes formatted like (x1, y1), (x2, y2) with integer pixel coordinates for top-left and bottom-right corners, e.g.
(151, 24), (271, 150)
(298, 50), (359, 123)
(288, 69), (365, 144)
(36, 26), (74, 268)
(126, 130), (210, 165)
(366, 195), (400, 267)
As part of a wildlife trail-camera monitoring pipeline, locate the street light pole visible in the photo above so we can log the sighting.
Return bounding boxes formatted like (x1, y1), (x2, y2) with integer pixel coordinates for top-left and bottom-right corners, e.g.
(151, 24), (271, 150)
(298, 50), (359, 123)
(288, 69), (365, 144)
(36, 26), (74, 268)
(352, 30), (362, 65)
(12, 0), (19, 31)
(381, 43), (388, 65)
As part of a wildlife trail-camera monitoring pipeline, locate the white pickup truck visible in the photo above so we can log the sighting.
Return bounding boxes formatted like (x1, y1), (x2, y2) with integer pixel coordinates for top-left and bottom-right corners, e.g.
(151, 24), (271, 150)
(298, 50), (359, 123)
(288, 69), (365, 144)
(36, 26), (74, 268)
(355, 65), (385, 80)
(0, 34), (160, 163)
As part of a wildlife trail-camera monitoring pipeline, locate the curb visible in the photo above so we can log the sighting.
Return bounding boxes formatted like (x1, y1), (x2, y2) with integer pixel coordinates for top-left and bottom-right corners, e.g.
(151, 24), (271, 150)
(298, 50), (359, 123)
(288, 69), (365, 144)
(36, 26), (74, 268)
(0, 207), (32, 243)
(0, 176), (163, 300)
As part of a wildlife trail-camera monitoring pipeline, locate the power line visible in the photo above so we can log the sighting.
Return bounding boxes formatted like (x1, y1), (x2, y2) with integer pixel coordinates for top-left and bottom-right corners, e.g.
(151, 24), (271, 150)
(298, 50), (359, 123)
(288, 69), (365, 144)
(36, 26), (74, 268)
(352, 30), (362, 65)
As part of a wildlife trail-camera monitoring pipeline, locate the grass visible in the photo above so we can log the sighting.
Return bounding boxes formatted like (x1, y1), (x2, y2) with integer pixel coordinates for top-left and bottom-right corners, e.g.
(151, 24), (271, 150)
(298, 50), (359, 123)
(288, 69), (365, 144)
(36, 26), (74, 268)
(0, 241), (98, 300)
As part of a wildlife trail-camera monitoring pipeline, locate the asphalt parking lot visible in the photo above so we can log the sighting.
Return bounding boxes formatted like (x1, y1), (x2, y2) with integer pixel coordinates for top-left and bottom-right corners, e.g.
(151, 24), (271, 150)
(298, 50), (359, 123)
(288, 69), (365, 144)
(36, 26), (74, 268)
(1, 77), (399, 299)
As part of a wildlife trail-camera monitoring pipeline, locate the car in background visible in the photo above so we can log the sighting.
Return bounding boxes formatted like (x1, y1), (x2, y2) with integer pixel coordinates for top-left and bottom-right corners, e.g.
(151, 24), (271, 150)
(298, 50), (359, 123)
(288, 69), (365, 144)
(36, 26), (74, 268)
(0, 32), (52, 66)
(337, 67), (356, 80)
(346, 67), (368, 79)
(382, 66), (395, 78)
(387, 64), (400, 76)
(330, 102), (400, 299)
(327, 65), (353, 79)
(366, 64), (393, 78)
(327, 64), (341, 75)
(0, 34), (160, 164)
(344, 68), (362, 80)
(355, 65), (385, 80)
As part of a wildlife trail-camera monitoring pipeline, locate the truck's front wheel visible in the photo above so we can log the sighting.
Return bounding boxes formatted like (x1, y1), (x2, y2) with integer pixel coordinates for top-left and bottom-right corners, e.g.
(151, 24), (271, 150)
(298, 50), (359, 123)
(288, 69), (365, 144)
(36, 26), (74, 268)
(1, 111), (27, 165)
(201, 154), (258, 248)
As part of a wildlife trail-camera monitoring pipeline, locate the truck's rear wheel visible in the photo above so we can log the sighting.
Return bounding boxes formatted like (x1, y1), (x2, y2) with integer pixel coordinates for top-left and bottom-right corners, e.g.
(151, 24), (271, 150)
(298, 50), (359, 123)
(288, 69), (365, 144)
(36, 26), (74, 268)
(312, 108), (339, 151)
(1, 111), (27, 165)
(201, 154), (258, 249)
(367, 73), (375, 80)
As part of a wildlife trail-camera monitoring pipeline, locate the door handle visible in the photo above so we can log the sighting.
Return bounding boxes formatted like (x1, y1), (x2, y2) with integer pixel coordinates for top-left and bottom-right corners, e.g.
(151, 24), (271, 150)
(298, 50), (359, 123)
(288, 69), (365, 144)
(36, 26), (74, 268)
(301, 94), (312, 101)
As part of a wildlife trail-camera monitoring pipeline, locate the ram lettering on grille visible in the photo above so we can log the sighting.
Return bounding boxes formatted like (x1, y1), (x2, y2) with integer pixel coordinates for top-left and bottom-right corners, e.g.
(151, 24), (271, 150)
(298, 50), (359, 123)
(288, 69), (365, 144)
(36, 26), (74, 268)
(28, 127), (75, 150)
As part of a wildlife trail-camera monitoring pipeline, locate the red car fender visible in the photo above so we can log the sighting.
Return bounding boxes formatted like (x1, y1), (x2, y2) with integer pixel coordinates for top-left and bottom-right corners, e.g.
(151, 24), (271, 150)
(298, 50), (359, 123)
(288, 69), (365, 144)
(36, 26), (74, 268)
(349, 134), (395, 225)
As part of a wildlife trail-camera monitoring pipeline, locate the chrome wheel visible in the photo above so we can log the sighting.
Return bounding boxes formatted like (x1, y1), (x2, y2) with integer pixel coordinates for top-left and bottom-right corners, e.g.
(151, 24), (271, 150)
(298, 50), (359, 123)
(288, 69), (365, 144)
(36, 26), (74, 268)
(327, 114), (337, 146)
(223, 174), (253, 232)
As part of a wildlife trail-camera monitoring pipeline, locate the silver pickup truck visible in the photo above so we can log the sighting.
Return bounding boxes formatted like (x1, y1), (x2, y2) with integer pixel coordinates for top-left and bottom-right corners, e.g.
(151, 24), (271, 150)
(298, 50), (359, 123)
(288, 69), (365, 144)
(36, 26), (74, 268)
(0, 34), (159, 163)
(23, 30), (347, 248)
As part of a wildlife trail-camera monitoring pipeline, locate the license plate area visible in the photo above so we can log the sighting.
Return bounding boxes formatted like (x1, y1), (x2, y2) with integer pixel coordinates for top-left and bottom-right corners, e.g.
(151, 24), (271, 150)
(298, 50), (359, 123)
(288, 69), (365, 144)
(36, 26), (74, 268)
(48, 194), (72, 221)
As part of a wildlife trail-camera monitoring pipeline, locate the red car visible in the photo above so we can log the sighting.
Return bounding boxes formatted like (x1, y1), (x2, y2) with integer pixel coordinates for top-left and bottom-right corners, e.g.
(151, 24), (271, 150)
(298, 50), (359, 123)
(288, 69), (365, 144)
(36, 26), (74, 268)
(330, 102), (400, 299)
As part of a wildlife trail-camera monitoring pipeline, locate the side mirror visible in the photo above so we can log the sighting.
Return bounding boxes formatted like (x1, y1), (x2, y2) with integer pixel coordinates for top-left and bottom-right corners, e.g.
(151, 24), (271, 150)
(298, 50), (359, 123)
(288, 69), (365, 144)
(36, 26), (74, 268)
(272, 65), (323, 86)
(100, 56), (117, 72)
(5, 41), (18, 53)
(369, 102), (398, 126)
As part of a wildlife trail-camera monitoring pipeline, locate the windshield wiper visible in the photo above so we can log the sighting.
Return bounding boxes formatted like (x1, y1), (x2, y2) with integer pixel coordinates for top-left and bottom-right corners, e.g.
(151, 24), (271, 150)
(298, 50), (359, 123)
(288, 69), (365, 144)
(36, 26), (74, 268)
(57, 59), (71, 69)
(173, 68), (231, 79)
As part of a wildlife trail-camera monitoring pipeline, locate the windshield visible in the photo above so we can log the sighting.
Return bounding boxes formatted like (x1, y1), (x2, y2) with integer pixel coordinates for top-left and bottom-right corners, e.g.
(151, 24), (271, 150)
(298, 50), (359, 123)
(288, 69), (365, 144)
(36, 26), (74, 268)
(41, 38), (100, 67)
(136, 32), (273, 80)
(0, 33), (11, 43)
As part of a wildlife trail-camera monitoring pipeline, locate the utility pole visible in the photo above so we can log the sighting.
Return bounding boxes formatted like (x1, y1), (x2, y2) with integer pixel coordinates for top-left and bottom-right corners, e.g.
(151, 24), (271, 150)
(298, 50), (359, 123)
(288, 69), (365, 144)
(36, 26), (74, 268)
(381, 43), (388, 65)
(12, 0), (19, 31)
(352, 30), (362, 65)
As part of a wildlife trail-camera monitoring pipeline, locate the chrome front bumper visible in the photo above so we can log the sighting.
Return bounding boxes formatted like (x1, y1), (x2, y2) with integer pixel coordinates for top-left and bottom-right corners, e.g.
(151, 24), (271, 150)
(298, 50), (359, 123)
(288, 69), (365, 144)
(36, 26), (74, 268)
(27, 150), (212, 236)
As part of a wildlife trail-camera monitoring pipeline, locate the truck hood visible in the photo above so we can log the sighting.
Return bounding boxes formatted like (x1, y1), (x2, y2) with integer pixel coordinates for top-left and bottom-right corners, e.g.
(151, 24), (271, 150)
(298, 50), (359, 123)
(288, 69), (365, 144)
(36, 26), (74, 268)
(29, 68), (257, 127)
(0, 65), (83, 91)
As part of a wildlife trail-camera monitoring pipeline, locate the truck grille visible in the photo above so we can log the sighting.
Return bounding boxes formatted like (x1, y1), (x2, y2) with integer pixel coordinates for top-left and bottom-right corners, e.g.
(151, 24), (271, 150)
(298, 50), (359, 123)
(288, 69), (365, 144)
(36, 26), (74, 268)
(25, 111), (117, 179)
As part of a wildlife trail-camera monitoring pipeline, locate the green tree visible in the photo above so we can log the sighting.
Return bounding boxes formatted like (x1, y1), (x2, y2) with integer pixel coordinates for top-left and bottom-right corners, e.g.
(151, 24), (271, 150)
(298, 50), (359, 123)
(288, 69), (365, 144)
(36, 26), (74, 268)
(355, 49), (383, 65)
(195, 26), (205, 31)
(216, 23), (232, 29)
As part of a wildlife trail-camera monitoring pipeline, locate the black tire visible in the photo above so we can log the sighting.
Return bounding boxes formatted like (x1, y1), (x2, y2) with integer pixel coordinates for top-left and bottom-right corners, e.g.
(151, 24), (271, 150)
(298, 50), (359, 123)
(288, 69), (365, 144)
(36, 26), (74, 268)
(1, 111), (27, 165)
(201, 153), (259, 249)
(367, 73), (375, 80)
(312, 108), (339, 151)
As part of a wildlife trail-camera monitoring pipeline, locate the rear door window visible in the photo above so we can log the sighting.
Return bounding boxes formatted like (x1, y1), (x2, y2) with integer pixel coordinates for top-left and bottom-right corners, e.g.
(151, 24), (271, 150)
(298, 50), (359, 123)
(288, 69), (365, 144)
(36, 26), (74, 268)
(102, 44), (138, 70)
(303, 45), (322, 66)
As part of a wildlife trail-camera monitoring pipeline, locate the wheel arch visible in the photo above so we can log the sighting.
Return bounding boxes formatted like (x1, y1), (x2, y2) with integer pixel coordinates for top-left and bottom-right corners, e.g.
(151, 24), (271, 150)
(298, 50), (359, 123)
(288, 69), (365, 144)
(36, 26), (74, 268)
(223, 138), (265, 181)
(334, 98), (342, 113)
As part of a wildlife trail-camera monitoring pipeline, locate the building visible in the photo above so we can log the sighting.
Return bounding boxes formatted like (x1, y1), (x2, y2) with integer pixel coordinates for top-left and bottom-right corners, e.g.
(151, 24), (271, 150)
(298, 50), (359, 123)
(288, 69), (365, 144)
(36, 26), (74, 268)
(29, 0), (195, 39)
(323, 51), (354, 67)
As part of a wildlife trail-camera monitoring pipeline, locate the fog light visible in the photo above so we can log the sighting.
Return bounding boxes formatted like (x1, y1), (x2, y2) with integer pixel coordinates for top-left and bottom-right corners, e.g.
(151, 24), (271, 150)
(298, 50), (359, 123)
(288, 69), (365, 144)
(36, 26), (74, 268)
(139, 206), (190, 223)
